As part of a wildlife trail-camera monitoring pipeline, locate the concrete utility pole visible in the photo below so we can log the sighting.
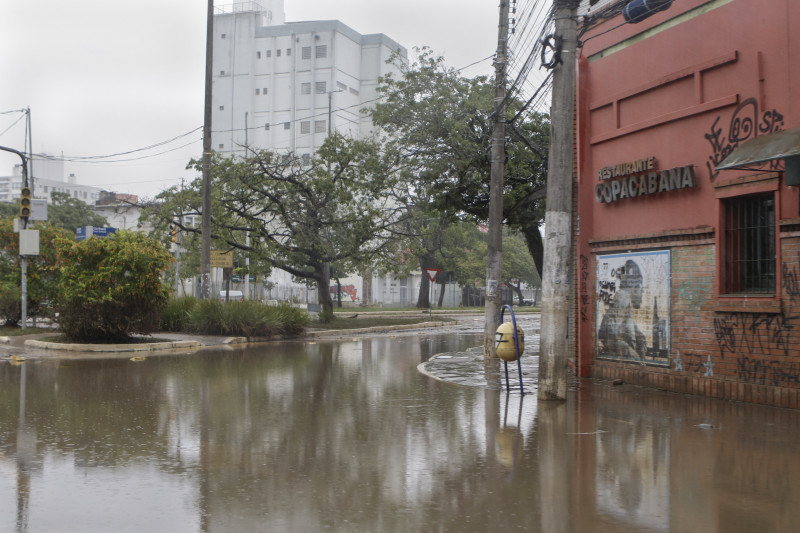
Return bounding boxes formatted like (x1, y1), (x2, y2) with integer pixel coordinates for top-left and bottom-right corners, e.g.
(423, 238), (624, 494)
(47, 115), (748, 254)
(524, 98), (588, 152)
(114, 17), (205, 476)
(538, 0), (578, 400)
(484, 0), (510, 359)
(200, 0), (214, 299)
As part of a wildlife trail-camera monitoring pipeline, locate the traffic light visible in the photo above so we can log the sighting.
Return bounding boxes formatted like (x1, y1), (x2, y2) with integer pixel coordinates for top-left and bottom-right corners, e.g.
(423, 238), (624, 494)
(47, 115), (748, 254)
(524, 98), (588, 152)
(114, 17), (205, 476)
(19, 187), (32, 218)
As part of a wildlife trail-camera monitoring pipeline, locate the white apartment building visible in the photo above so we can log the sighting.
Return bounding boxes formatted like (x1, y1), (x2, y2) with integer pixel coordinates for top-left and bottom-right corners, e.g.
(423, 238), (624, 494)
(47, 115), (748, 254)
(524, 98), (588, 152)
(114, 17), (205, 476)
(211, 2), (419, 306)
(0, 161), (102, 205)
(212, 1), (406, 158)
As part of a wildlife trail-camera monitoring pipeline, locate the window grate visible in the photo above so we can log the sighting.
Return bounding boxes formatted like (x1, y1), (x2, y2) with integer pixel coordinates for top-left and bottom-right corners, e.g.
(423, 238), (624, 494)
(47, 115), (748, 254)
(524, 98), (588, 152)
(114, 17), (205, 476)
(724, 193), (775, 294)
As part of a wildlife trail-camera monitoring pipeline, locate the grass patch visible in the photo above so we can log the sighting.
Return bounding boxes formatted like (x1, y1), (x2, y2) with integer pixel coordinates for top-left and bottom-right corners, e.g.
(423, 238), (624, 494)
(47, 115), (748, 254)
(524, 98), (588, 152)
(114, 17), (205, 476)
(184, 299), (309, 337)
(0, 326), (54, 337)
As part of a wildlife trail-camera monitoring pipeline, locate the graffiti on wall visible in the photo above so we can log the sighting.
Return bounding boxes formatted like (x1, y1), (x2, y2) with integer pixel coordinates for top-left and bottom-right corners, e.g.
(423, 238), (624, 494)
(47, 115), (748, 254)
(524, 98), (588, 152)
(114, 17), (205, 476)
(705, 97), (785, 181)
(713, 312), (795, 359)
(580, 254), (590, 322)
(596, 251), (670, 364)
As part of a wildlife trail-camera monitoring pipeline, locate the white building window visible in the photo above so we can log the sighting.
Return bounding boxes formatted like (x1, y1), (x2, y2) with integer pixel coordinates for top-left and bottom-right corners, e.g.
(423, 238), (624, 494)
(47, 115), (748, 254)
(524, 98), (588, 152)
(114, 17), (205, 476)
(302, 46), (311, 59)
(265, 123), (270, 130)
(219, 144), (224, 149)
(301, 82), (311, 95)
(219, 105), (224, 110)
(277, 49), (281, 57)
(255, 89), (260, 95)
(315, 81), (327, 94)
(257, 51), (261, 59)
(262, 88), (268, 95)
(286, 48), (291, 56)
(301, 121), (311, 134)
(221, 33), (226, 39)
(266, 50), (271, 58)
(349, 87), (359, 96)
(220, 71), (225, 76)
(336, 81), (347, 91)
(301, 154), (311, 166)
(316, 45), (327, 58)
(315, 120), (326, 133)
(284, 122), (291, 130)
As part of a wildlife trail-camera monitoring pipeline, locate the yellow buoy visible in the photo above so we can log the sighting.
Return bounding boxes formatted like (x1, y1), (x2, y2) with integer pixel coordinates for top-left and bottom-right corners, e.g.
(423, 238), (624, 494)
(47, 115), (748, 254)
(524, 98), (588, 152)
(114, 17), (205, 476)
(495, 322), (524, 361)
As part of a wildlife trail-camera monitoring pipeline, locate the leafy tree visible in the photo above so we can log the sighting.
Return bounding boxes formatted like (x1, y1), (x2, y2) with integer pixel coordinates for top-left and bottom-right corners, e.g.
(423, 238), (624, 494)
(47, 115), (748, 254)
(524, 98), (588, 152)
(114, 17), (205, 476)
(145, 134), (400, 316)
(48, 191), (108, 232)
(0, 217), (73, 325)
(53, 230), (173, 341)
(370, 48), (549, 277)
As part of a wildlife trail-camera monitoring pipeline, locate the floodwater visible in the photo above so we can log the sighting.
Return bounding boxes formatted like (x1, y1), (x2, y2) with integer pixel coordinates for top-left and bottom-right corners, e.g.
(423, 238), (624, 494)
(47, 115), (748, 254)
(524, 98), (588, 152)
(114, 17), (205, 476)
(2, 333), (800, 532)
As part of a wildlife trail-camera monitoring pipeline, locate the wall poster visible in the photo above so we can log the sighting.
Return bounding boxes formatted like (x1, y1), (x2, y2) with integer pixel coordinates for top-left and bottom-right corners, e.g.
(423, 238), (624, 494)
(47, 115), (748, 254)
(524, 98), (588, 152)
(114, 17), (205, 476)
(596, 251), (670, 365)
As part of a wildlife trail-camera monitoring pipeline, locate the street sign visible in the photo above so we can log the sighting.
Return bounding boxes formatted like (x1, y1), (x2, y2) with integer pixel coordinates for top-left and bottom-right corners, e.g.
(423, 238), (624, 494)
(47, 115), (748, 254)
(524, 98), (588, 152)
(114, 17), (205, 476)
(210, 250), (234, 268)
(424, 268), (441, 282)
(76, 226), (117, 241)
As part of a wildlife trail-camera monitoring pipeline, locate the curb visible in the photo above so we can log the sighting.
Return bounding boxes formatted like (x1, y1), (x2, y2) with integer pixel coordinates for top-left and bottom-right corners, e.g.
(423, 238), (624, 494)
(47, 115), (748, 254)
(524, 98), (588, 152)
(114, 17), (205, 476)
(307, 321), (458, 338)
(25, 339), (203, 353)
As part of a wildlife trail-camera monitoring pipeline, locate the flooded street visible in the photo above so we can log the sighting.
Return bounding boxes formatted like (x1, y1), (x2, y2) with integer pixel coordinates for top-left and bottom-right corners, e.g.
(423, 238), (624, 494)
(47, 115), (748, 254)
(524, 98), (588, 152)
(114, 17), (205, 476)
(2, 331), (800, 532)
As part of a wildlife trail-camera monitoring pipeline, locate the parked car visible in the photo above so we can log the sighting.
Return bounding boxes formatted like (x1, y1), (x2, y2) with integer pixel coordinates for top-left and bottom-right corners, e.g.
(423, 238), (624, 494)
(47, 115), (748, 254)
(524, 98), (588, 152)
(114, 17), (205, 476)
(219, 290), (244, 302)
(522, 298), (536, 306)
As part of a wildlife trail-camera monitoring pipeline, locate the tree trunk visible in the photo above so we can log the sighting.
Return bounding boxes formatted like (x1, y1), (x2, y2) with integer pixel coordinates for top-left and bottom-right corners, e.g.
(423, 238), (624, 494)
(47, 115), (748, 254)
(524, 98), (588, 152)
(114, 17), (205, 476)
(416, 254), (434, 308)
(507, 281), (524, 305)
(317, 265), (334, 316)
(437, 280), (446, 308)
(521, 222), (544, 279)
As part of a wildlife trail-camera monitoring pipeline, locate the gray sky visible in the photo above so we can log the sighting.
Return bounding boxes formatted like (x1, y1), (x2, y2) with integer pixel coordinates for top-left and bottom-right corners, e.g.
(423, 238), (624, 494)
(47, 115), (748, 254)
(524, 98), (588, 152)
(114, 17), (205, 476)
(0, 0), (498, 199)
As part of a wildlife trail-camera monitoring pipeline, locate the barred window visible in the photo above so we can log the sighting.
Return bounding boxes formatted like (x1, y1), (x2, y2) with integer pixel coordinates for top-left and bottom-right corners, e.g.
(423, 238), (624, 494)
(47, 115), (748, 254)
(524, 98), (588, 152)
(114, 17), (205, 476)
(315, 81), (327, 94)
(302, 154), (311, 166)
(266, 50), (271, 58)
(301, 121), (311, 134)
(302, 46), (312, 60)
(315, 120), (326, 134)
(723, 193), (776, 294)
(286, 48), (291, 56)
(277, 49), (281, 57)
(301, 82), (311, 95)
(316, 45), (327, 58)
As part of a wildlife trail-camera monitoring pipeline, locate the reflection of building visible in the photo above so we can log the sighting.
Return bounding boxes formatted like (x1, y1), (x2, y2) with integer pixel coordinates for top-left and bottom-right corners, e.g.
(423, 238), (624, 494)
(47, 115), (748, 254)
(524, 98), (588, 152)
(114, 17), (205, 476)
(574, 0), (800, 409)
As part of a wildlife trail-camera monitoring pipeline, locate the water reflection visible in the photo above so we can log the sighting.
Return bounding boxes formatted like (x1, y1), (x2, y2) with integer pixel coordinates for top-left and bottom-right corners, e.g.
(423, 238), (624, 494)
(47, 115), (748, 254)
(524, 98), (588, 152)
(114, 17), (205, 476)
(2, 335), (800, 532)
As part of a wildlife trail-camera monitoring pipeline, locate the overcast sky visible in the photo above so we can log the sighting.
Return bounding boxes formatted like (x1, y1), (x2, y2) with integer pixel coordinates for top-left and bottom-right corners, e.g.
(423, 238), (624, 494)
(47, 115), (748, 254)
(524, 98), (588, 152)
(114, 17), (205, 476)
(0, 0), (499, 199)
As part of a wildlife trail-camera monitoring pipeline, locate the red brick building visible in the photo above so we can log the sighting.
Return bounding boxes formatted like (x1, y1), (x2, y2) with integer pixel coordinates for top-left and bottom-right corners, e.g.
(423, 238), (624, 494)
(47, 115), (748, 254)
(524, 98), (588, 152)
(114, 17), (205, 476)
(574, 0), (800, 408)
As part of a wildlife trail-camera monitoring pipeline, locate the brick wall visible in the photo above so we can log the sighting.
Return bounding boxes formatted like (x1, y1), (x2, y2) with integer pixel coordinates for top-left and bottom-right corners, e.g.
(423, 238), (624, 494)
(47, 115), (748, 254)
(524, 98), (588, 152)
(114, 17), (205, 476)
(590, 224), (800, 409)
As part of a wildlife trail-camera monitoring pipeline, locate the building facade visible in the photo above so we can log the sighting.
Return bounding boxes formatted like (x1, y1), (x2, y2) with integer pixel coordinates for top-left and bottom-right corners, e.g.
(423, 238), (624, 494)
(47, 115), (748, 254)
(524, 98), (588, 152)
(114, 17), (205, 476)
(212, 1), (406, 159)
(575, 0), (800, 408)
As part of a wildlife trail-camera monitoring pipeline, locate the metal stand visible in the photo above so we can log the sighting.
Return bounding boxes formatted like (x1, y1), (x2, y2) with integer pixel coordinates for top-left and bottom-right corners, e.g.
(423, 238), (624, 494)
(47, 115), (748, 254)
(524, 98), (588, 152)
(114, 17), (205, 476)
(500, 305), (525, 395)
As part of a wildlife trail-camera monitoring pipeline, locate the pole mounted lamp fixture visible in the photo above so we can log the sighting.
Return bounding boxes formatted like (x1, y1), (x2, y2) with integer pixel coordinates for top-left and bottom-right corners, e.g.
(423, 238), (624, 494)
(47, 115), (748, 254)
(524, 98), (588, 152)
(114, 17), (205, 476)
(623, 0), (673, 23)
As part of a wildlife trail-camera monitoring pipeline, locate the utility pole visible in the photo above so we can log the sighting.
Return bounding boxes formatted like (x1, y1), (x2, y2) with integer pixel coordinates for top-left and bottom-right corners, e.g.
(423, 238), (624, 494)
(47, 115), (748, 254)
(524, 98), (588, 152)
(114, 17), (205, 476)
(200, 0), (214, 300)
(538, 0), (578, 400)
(484, 0), (510, 360)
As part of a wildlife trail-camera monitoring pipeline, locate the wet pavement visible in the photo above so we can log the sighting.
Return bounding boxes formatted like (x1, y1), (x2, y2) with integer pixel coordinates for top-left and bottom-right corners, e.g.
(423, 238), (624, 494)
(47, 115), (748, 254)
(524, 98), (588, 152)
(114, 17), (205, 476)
(3, 313), (800, 532)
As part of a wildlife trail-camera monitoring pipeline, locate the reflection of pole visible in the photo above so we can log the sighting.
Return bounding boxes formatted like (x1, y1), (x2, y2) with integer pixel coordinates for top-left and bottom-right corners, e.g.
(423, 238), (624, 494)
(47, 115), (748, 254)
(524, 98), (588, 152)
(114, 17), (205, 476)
(484, 0), (509, 360)
(200, 0), (214, 300)
(539, 0), (577, 401)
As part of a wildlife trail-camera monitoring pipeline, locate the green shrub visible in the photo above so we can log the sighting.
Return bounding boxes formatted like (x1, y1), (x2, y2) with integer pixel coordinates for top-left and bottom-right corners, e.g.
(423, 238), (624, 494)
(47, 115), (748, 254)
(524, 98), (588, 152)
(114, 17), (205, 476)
(161, 296), (199, 332)
(187, 299), (309, 337)
(54, 231), (173, 342)
(318, 307), (334, 324)
(0, 282), (21, 327)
